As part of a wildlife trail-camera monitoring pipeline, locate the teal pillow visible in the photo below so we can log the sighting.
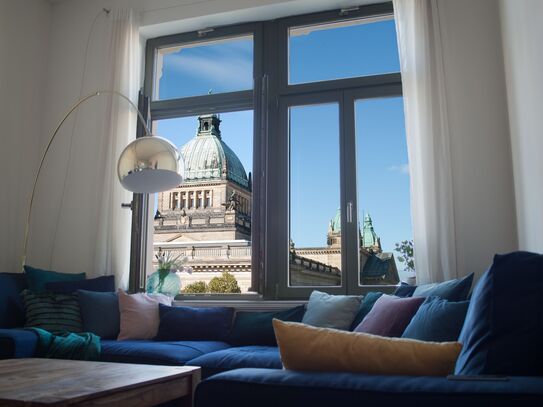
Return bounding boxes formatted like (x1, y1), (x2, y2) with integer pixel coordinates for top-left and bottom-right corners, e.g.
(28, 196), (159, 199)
(24, 265), (85, 293)
(21, 290), (83, 334)
(413, 273), (474, 301)
(302, 290), (361, 330)
(402, 296), (469, 342)
(350, 291), (384, 330)
(229, 305), (306, 346)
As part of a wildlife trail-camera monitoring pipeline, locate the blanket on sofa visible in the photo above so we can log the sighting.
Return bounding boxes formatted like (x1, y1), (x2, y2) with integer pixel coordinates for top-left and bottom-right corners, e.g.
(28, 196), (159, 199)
(30, 328), (100, 361)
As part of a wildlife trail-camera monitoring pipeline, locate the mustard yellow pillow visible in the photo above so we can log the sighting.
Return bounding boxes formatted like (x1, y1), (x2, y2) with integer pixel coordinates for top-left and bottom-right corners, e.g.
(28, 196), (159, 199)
(273, 319), (462, 376)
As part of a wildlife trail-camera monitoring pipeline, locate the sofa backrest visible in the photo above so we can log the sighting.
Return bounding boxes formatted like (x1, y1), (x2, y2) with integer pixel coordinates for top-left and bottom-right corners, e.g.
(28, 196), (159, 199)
(0, 273), (27, 328)
(455, 251), (543, 376)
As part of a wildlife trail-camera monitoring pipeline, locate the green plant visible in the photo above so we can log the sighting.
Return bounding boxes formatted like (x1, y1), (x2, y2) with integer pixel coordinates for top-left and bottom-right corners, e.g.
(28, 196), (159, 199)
(182, 281), (208, 294)
(394, 240), (415, 272)
(208, 272), (241, 294)
(155, 250), (188, 271)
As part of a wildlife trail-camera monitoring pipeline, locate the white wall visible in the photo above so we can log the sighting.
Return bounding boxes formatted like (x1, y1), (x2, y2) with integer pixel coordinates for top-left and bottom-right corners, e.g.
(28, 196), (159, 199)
(500, 0), (543, 253)
(0, 0), (51, 274)
(437, 0), (517, 278)
(3, 0), (520, 279)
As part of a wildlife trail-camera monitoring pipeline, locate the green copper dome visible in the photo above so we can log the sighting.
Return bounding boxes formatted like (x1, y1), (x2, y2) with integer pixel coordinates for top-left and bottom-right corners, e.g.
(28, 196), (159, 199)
(330, 207), (341, 232)
(180, 114), (249, 188)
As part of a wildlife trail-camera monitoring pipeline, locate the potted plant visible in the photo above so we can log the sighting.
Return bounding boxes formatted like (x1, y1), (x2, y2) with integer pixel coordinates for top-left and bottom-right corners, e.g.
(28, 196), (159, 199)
(147, 250), (192, 297)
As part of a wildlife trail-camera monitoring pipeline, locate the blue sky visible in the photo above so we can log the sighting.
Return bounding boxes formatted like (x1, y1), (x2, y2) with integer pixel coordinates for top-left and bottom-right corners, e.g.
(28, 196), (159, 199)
(156, 18), (412, 255)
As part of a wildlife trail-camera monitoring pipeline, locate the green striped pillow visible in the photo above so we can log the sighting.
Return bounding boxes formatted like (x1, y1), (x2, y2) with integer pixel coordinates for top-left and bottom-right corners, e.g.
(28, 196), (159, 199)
(22, 290), (83, 333)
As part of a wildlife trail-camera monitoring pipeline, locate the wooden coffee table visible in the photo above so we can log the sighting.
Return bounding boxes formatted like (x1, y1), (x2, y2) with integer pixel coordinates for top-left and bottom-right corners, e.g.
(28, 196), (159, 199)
(0, 358), (201, 406)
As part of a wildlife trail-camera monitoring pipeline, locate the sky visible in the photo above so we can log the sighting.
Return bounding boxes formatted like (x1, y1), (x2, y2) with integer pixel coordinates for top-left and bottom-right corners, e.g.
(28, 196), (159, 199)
(155, 18), (412, 256)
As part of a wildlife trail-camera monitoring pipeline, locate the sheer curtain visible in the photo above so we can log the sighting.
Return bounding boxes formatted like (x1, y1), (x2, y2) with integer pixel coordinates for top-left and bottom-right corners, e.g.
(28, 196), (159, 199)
(393, 0), (457, 284)
(48, 9), (140, 289)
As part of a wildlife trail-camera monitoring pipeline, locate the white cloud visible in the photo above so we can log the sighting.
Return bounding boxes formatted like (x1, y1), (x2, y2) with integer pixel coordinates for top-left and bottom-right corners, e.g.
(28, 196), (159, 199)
(388, 164), (410, 174)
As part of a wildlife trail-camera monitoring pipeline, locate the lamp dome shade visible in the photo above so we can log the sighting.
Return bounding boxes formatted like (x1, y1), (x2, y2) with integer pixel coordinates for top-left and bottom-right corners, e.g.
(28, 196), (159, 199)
(117, 136), (184, 193)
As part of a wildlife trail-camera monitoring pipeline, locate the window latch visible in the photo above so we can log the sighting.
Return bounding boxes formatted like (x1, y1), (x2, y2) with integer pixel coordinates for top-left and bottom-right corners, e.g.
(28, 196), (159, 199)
(121, 201), (134, 211)
(347, 201), (353, 223)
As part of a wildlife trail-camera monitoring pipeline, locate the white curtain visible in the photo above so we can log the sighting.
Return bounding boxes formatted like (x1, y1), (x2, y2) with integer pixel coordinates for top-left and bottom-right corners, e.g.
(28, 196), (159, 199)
(393, 0), (457, 284)
(45, 9), (140, 289)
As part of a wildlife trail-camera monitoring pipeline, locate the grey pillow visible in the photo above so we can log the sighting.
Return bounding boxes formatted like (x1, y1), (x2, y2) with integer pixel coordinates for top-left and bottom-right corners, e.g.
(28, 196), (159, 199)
(302, 290), (361, 330)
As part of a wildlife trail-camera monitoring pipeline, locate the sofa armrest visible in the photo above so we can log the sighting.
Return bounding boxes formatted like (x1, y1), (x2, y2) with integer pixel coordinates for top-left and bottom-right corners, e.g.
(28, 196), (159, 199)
(0, 329), (38, 359)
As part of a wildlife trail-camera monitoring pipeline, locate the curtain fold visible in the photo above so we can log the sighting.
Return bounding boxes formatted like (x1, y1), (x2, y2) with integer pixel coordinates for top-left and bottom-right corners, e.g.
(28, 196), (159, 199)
(393, 0), (457, 284)
(45, 9), (140, 289)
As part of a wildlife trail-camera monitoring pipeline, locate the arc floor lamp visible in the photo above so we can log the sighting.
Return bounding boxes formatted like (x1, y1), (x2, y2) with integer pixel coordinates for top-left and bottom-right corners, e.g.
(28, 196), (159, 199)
(21, 89), (184, 268)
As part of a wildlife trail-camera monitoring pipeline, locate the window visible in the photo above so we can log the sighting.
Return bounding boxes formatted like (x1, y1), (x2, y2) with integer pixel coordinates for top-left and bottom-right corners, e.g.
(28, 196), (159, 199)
(139, 2), (409, 299)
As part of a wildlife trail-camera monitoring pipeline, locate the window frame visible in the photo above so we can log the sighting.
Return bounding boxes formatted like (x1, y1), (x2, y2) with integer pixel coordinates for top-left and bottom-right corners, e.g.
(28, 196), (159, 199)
(137, 2), (405, 300)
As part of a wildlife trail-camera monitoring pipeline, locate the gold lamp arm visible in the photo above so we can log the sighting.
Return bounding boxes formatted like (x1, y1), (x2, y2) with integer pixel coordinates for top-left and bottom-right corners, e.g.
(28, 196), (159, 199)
(21, 89), (150, 270)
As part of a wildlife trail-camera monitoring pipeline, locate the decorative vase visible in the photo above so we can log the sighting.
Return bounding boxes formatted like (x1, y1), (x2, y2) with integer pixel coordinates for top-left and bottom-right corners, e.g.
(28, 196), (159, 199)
(146, 269), (181, 297)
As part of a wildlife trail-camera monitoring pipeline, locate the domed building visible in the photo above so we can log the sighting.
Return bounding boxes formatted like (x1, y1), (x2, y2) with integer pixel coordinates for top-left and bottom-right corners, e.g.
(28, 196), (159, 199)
(153, 114), (253, 289)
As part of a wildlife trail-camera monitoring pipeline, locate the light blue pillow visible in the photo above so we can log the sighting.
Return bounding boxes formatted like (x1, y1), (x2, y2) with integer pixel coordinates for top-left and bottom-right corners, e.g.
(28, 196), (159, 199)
(302, 290), (361, 330)
(412, 273), (474, 301)
(402, 296), (469, 342)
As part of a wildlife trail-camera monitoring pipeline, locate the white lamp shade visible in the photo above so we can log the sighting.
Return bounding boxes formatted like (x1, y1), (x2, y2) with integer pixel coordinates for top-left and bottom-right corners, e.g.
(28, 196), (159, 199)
(117, 136), (184, 193)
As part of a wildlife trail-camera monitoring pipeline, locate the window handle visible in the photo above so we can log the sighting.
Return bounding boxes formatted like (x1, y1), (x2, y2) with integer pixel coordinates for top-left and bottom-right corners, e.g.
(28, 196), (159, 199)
(347, 201), (353, 223)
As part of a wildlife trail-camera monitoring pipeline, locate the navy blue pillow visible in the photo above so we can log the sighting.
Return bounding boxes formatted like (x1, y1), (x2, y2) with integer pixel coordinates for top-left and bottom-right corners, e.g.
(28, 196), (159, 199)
(455, 252), (543, 376)
(412, 273), (474, 301)
(156, 305), (235, 341)
(402, 296), (469, 342)
(45, 275), (115, 294)
(0, 273), (27, 328)
(228, 305), (306, 346)
(393, 282), (416, 297)
(350, 292), (383, 330)
(77, 290), (119, 339)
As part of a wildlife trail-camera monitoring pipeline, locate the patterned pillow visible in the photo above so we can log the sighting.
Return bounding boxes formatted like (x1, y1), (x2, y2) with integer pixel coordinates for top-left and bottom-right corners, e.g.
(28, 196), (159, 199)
(21, 290), (83, 334)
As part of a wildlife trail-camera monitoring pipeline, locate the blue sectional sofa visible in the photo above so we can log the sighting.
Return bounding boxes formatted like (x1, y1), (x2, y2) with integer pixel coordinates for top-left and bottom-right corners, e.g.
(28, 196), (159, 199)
(1, 251), (543, 406)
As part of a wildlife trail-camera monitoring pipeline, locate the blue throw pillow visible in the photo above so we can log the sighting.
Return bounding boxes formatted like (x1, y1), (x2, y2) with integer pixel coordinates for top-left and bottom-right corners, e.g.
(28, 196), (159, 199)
(228, 305), (306, 346)
(302, 291), (361, 330)
(412, 273), (474, 301)
(393, 282), (416, 297)
(350, 292), (383, 330)
(24, 265), (85, 293)
(402, 296), (469, 342)
(0, 273), (27, 328)
(46, 275), (115, 294)
(77, 290), (119, 339)
(155, 305), (235, 341)
(455, 252), (543, 376)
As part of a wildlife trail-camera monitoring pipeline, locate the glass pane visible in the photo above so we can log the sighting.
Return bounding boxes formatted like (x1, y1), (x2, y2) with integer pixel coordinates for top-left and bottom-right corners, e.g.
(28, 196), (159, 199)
(355, 97), (412, 285)
(289, 17), (399, 85)
(155, 35), (253, 100)
(151, 111), (254, 295)
(289, 103), (341, 287)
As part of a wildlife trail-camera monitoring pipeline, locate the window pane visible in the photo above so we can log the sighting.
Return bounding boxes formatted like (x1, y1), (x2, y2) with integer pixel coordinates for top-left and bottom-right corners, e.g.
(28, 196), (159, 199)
(355, 98), (412, 285)
(155, 35), (253, 100)
(151, 111), (254, 295)
(289, 17), (399, 85)
(289, 103), (341, 287)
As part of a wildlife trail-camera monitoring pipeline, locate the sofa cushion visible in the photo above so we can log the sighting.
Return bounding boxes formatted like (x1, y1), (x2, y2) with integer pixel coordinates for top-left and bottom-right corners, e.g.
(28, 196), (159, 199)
(0, 273), (27, 328)
(455, 252), (543, 376)
(195, 368), (543, 407)
(45, 275), (115, 294)
(412, 273), (474, 301)
(228, 306), (306, 346)
(117, 290), (171, 340)
(402, 297), (469, 342)
(21, 290), (83, 334)
(100, 339), (230, 365)
(393, 282), (416, 297)
(302, 291), (361, 330)
(156, 305), (235, 342)
(187, 346), (282, 379)
(78, 290), (119, 339)
(0, 328), (38, 359)
(350, 292), (383, 330)
(274, 320), (461, 376)
(24, 265), (85, 293)
(354, 295), (424, 337)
